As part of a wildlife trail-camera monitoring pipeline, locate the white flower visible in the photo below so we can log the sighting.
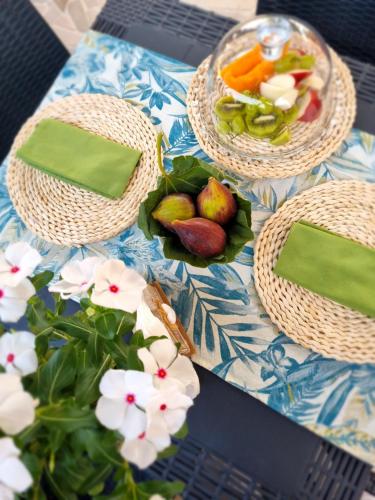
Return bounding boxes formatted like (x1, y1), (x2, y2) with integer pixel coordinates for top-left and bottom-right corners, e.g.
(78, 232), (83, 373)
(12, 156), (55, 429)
(146, 387), (192, 434)
(0, 331), (37, 376)
(95, 369), (156, 440)
(135, 298), (170, 339)
(150, 496), (165, 500)
(0, 280), (35, 323)
(0, 437), (32, 499)
(0, 374), (37, 435)
(120, 418), (170, 469)
(48, 256), (103, 299)
(138, 339), (200, 399)
(91, 259), (147, 313)
(0, 242), (41, 288)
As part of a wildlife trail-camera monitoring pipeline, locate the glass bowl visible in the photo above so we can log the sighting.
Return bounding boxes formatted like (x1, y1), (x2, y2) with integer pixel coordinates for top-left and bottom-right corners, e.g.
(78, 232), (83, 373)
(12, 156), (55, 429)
(205, 14), (333, 159)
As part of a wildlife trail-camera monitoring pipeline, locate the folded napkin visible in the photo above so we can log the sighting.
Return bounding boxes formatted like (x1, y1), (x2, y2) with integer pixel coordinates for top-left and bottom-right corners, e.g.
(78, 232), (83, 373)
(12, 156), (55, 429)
(16, 118), (142, 199)
(273, 220), (375, 317)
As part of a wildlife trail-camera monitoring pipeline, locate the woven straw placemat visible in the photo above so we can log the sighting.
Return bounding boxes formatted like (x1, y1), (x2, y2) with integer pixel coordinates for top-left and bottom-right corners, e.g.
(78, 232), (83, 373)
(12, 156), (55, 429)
(7, 94), (159, 246)
(187, 50), (356, 179)
(254, 180), (375, 363)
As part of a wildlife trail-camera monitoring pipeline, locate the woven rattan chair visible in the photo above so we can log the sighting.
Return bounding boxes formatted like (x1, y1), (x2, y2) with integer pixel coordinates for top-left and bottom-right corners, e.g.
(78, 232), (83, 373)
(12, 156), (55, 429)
(0, 0), (69, 162)
(257, 0), (375, 64)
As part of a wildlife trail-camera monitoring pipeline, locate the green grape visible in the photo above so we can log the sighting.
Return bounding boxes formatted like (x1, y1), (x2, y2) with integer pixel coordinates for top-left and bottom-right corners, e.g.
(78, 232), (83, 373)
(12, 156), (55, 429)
(275, 57), (294, 73)
(299, 54), (315, 69)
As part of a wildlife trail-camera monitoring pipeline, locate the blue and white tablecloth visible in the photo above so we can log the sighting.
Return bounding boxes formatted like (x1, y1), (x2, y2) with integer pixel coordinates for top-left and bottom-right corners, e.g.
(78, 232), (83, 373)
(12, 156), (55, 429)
(1, 30), (375, 464)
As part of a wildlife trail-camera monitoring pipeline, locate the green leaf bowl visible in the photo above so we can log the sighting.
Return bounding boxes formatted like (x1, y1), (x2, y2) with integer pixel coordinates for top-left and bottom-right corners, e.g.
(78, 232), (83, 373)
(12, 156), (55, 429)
(138, 155), (253, 268)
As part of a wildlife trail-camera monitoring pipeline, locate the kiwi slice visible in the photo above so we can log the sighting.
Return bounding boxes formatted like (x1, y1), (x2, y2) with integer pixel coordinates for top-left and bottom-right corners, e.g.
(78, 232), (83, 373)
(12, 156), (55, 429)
(258, 96), (274, 114)
(231, 115), (245, 134)
(283, 105), (299, 124)
(215, 96), (245, 121)
(270, 127), (291, 146)
(245, 111), (282, 138)
(216, 120), (232, 135)
(245, 103), (260, 119)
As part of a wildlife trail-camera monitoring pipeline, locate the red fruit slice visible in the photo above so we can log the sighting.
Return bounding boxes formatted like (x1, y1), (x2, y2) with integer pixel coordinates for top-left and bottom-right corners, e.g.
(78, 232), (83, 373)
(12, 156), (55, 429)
(298, 90), (322, 122)
(288, 70), (312, 84)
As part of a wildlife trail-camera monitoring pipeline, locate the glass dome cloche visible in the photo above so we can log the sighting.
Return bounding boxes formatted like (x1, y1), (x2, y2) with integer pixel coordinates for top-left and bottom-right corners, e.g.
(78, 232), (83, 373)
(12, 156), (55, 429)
(205, 14), (333, 158)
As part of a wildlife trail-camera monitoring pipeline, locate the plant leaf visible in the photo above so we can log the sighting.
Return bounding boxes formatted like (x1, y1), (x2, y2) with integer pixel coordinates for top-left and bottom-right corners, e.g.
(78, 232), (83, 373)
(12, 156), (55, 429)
(53, 318), (96, 341)
(127, 345), (144, 371)
(137, 479), (185, 499)
(38, 344), (77, 403)
(95, 312), (118, 339)
(75, 355), (111, 405)
(26, 296), (51, 332)
(157, 444), (178, 459)
(103, 336), (129, 368)
(73, 429), (123, 466)
(31, 270), (54, 291)
(174, 421), (188, 439)
(38, 401), (97, 433)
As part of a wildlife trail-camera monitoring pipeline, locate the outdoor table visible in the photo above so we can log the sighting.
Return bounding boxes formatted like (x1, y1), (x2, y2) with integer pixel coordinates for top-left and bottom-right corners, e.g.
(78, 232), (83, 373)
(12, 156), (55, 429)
(2, 2), (375, 498)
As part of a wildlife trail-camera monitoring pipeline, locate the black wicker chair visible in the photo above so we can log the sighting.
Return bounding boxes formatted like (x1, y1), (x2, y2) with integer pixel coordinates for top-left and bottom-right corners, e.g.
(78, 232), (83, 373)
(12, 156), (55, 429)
(0, 0), (69, 162)
(257, 0), (375, 65)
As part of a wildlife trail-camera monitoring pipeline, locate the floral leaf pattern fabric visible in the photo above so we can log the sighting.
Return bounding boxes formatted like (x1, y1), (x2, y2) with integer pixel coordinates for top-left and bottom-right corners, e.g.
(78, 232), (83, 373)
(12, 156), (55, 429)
(1, 30), (375, 464)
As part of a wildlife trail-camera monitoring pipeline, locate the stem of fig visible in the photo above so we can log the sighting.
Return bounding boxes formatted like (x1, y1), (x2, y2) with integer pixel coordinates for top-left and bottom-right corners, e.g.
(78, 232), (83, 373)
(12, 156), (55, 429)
(156, 132), (167, 177)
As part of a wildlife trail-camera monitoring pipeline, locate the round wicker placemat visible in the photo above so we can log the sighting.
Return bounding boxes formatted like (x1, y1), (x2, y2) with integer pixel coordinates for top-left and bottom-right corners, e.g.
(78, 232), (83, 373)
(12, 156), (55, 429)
(187, 50), (356, 179)
(7, 94), (159, 246)
(254, 180), (375, 363)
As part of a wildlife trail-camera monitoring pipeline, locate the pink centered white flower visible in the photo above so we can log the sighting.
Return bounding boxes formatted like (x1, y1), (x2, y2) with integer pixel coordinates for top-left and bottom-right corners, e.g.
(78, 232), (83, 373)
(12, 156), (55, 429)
(0, 242), (41, 288)
(0, 374), (37, 435)
(0, 331), (37, 377)
(120, 418), (171, 470)
(146, 387), (193, 435)
(0, 280), (35, 323)
(49, 256), (103, 299)
(135, 298), (170, 339)
(95, 369), (157, 440)
(138, 339), (200, 399)
(0, 437), (33, 499)
(91, 259), (147, 313)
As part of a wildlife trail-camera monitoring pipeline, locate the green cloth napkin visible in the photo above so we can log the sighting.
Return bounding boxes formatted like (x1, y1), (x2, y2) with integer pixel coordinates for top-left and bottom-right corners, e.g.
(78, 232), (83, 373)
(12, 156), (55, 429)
(16, 118), (142, 199)
(273, 220), (375, 317)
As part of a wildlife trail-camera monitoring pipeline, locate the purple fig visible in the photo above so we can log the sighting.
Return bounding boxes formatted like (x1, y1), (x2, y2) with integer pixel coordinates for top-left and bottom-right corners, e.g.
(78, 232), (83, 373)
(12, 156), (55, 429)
(152, 193), (195, 231)
(170, 218), (227, 258)
(197, 177), (237, 225)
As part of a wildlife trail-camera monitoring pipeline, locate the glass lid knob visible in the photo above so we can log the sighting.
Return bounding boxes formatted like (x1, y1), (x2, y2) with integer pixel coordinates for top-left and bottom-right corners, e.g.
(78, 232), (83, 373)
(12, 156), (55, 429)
(256, 17), (292, 60)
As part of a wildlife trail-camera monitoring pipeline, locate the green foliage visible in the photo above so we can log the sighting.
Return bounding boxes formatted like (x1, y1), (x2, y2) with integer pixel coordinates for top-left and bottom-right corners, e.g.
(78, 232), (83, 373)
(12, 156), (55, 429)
(12, 271), (187, 500)
(138, 155), (253, 267)
(30, 270), (54, 291)
(38, 344), (77, 403)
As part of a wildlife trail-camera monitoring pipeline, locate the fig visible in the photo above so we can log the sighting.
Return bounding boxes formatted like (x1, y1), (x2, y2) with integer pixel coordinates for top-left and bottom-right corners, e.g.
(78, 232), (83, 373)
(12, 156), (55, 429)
(152, 193), (195, 231)
(197, 177), (237, 225)
(171, 218), (227, 258)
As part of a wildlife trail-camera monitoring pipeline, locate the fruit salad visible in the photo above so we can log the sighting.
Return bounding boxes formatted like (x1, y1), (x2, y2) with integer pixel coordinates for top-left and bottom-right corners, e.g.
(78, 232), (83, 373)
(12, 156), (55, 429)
(215, 45), (324, 145)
